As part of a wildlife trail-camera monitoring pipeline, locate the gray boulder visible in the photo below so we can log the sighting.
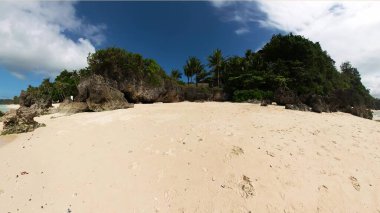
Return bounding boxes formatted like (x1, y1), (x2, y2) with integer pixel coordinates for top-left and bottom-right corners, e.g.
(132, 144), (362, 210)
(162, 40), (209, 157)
(307, 95), (329, 113)
(285, 103), (311, 111)
(76, 75), (134, 112)
(57, 99), (90, 114)
(19, 90), (52, 109)
(1, 107), (45, 135)
(274, 87), (298, 105)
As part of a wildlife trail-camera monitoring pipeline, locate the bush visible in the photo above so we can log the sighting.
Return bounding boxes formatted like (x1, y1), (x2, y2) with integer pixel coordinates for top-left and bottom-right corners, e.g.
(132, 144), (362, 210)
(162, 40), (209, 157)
(233, 90), (273, 102)
(0, 111), (4, 117)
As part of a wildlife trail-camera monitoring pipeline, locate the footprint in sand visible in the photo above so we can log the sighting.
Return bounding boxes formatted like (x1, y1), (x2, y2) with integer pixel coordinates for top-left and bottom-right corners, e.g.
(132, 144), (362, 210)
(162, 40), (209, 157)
(225, 146), (244, 161)
(231, 146), (244, 156)
(239, 175), (255, 198)
(128, 162), (139, 170)
(266, 151), (275, 157)
(349, 176), (360, 191)
(225, 131), (234, 136)
(318, 185), (328, 192)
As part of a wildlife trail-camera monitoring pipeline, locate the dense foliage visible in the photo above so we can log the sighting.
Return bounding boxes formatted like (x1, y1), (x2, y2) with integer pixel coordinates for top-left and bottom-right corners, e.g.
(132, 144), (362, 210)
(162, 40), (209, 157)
(21, 70), (82, 103)
(218, 34), (374, 107)
(18, 48), (168, 103)
(232, 90), (273, 102)
(208, 49), (224, 88)
(17, 34), (377, 112)
(170, 69), (182, 81)
(183, 57), (207, 85)
(87, 48), (167, 87)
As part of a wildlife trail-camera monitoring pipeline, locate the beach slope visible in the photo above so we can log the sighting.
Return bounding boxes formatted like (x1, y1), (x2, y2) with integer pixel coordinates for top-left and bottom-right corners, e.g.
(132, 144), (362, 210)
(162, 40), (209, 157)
(0, 102), (379, 212)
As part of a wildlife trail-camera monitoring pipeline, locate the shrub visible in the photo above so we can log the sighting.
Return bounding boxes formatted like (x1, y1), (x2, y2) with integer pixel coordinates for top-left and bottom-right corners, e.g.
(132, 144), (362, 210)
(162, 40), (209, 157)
(233, 90), (273, 102)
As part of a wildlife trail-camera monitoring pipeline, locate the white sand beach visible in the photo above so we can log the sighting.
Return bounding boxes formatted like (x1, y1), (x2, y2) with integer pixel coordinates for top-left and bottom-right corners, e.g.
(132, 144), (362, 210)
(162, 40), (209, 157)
(0, 102), (379, 212)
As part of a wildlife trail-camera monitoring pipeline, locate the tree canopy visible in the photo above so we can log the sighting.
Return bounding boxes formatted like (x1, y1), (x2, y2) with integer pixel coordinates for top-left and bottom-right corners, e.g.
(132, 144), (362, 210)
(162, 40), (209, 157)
(17, 34), (377, 111)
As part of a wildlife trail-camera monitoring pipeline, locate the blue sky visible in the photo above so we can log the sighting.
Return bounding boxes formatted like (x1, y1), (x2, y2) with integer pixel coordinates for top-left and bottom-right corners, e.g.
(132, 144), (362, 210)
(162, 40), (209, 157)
(0, 1), (379, 98)
(76, 1), (275, 73)
(0, 1), (275, 99)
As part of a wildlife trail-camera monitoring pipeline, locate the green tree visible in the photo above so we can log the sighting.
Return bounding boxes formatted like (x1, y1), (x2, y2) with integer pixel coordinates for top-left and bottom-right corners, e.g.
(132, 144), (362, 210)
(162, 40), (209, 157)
(13, 96), (19, 104)
(208, 49), (224, 87)
(195, 68), (209, 85)
(170, 69), (182, 80)
(87, 47), (166, 87)
(184, 57), (204, 85)
(53, 70), (80, 101)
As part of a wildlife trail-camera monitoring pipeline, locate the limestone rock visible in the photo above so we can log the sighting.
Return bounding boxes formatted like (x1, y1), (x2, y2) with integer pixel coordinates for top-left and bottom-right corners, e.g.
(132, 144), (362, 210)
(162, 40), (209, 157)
(1, 107), (45, 135)
(57, 100), (90, 114)
(274, 87), (298, 105)
(76, 74), (133, 112)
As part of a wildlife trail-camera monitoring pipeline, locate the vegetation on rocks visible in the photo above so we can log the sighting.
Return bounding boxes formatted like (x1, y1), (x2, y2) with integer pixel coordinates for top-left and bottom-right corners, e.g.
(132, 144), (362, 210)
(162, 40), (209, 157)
(13, 33), (377, 122)
(1, 107), (45, 135)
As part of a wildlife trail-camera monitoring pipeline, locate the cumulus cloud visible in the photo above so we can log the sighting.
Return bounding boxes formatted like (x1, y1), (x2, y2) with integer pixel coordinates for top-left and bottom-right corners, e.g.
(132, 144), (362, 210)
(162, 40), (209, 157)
(211, 0), (380, 98)
(0, 1), (104, 78)
(211, 0), (261, 36)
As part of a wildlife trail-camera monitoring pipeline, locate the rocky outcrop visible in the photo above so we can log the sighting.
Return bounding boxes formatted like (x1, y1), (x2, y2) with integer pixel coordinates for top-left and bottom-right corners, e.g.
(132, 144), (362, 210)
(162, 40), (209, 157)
(285, 103), (311, 111)
(274, 87), (298, 105)
(19, 91), (52, 116)
(211, 88), (227, 102)
(260, 100), (271, 106)
(57, 99), (89, 114)
(19, 91), (52, 109)
(306, 95), (329, 113)
(90, 57), (172, 103)
(1, 107), (45, 135)
(343, 106), (373, 120)
(156, 79), (181, 103)
(180, 86), (227, 102)
(284, 92), (373, 119)
(76, 75), (133, 112)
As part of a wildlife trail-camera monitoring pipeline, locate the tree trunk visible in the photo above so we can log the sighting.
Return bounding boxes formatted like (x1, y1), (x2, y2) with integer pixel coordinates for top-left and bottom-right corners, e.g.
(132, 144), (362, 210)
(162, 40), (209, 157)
(217, 69), (220, 88)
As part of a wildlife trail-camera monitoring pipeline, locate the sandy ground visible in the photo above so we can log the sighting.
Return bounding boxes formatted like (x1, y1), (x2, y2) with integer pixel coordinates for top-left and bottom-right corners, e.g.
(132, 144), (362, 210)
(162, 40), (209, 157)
(0, 102), (379, 212)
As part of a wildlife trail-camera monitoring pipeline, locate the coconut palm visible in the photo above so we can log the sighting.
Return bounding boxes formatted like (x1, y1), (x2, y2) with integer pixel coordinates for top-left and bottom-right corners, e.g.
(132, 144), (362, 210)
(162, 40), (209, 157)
(170, 69), (182, 80)
(184, 57), (204, 85)
(208, 49), (224, 87)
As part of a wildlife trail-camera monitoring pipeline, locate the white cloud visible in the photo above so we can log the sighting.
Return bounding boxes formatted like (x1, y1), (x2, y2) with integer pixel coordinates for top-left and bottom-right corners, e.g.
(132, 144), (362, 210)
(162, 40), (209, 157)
(0, 1), (104, 78)
(211, 0), (380, 98)
(235, 27), (250, 35)
(210, 0), (234, 8)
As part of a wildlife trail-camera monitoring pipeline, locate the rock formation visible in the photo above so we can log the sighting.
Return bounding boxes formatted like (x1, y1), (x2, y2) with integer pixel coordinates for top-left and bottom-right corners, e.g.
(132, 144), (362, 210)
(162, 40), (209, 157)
(19, 91), (52, 109)
(274, 87), (298, 105)
(180, 86), (226, 102)
(76, 74), (134, 112)
(285, 103), (311, 111)
(57, 99), (90, 114)
(19, 91), (52, 115)
(1, 107), (45, 135)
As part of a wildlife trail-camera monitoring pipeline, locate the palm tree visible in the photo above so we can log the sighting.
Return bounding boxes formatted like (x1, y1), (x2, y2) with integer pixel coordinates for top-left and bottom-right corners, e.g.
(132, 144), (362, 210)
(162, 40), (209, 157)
(196, 68), (209, 85)
(184, 61), (192, 84)
(170, 69), (182, 80)
(208, 49), (224, 88)
(184, 57), (204, 85)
